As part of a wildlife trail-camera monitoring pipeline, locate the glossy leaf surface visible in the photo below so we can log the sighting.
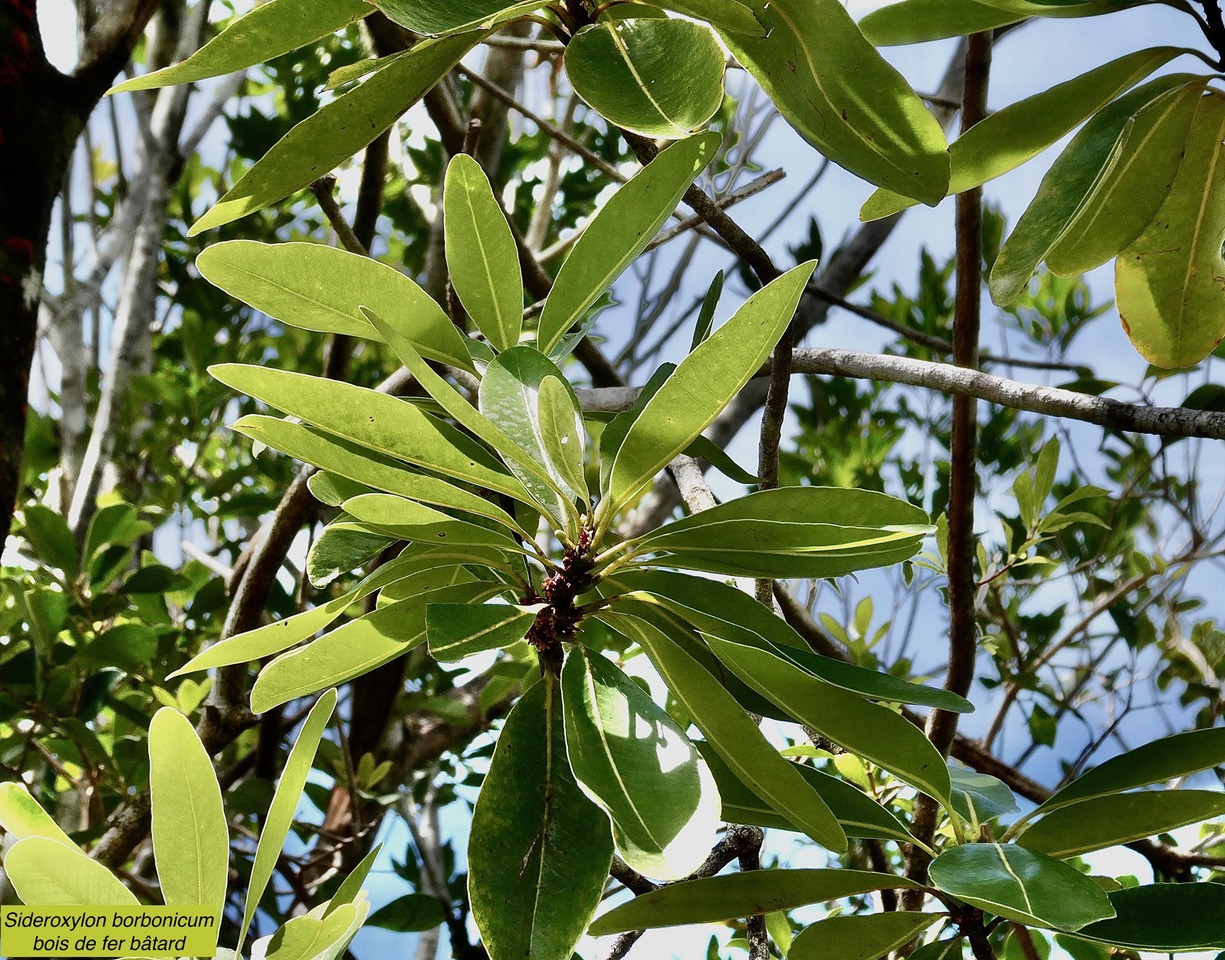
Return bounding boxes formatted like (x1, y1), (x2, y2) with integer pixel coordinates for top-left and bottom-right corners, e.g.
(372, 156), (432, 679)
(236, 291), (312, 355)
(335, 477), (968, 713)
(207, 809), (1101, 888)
(860, 0), (1023, 45)
(1072, 883), (1225, 952)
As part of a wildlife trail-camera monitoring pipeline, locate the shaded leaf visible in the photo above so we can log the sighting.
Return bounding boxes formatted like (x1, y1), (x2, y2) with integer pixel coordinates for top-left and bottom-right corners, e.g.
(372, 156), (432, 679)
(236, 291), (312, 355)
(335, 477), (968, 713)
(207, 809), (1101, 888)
(307, 521), (394, 588)
(341, 493), (523, 553)
(949, 768), (1019, 823)
(372, 0), (539, 35)
(655, 0), (765, 34)
(368, 894), (447, 932)
(790, 912), (940, 960)
(1071, 883), (1225, 952)
(427, 603), (538, 661)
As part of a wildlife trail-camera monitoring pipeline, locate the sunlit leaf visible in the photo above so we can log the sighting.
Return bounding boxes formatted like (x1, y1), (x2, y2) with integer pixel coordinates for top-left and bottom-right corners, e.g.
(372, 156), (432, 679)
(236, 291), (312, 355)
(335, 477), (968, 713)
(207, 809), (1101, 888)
(0, 783), (76, 847)
(4, 837), (138, 906)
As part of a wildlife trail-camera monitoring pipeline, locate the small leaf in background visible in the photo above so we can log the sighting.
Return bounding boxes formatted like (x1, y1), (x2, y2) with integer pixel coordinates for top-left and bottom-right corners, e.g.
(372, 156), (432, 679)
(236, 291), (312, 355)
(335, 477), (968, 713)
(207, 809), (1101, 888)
(368, 893), (447, 932)
(110, 0), (371, 92)
(238, 689), (337, 953)
(589, 869), (921, 935)
(1115, 89), (1225, 368)
(566, 17), (726, 139)
(928, 844), (1116, 931)
(149, 707), (229, 914)
(197, 241), (473, 368)
(426, 603), (538, 661)
(560, 648), (720, 880)
(1071, 882), (1225, 952)
(537, 133), (720, 355)
(444, 154), (523, 352)
(0, 782), (76, 846)
(190, 32), (478, 234)
(789, 911), (940, 960)
(723, 0), (949, 205)
(469, 678), (613, 960)
(3, 836), (139, 906)
(1017, 789), (1225, 859)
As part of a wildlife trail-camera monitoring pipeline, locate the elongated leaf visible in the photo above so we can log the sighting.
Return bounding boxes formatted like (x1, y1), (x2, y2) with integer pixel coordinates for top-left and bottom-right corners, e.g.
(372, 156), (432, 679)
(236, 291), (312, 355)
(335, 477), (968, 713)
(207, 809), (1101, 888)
(977, 0), (1143, 14)
(928, 844), (1115, 931)
(197, 241), (472, 368)
(604, 263), (816, 512)
(1038, 727), (1225, 814)
(700, 631), (953, 805)
(561, 649), (719, 880)
(589, 869), (921, 935)
(990, 76), (1192, 305)
(232, 416), (529, 534)
(607, 608), (848, 851)
(599, 362), (674, 497)
(4, 836), (138, 906)
(791, 912), (940, 960)
(723, 0), (948, 205)
(307, 521), (393, 588)
(111, 0), (372, 93)
(191, 32), (478, 234)
(949, 768), (1018, 823)
(360, 309), (573, 517)
(1018, 790), (1225, 859)
(444, 155), (522, 351)
(326, 843), (382, 917)
(212, 365), (529, 503)
(538, 375), (588, 502)
(566, 18), (726, 139)
(617, 568), (970, 712)
(860, 0), (1024, 45)
(1116, 89), (1225, 367)
(260, 906), (359, 960)
(1071, 883), (1225, 952)
(427, 603), (538, 661)
(240, 690), (337, 952)
(342, 493), (523, 553)
(149, 707), (228, 913)
(251, 582), (502, 711)
(861, 47), (1185, 222)
(1046, 82), (1202, 275)
(654, 0), (765, 34)
(479, 347), (587, 521)
(696, 741), (915, 844)
(470, 678), (613, 960)
(537, 134), (720, 354)
(0, 783), (76, 847)
(691, 271), (722, 349)
(372, 0), (538, 35)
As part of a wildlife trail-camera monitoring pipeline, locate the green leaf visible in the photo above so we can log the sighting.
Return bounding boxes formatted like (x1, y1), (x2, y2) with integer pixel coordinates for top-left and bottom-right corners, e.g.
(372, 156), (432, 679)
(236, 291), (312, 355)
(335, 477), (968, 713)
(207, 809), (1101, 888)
(190, 32), (478, 234)
(308, 472), (375, 507)
(566, 17), (726, 139)
(1037, 727), (1225, 814)
(1071, 883), (1225, 952)
(21, 505), (77, 577)
(537, 133), (720, 355)
(616, 568), (969, 712)
(149, 707), (228, 913)
(691, 270), (722, 350)
(260, 905), (359, 960)
(251, 582), (502, 712)
(949, 768), (1019, 824)
(341, 493), (523, 553)
(653, 0), (765, 34)
(560, 648), (720, 880)
(211, 365), (530, 504)
(599, 362), (674, 498)
(426, 603), (538, 661)
(371, 0), (539, 35)
(928, 844), (1116, 931)
(538, 375), (588, 502)
(325, 843), (382, 917)
(607, 608), (848, 851)
(685, 435), (760, 485)
(3, 836), (138, 906)
(196, 241), (472, 369)
(990, 76), (1193, 305)
(603, 263), (816, 513)
(1116, 89), (1225, 368)
(699, 630), (953, 806)
(232, 415), (529, 534)
(632, 485), (929, 579)
(860, 0), (1024, 46)
(589, 869), (921, 935)
(239, 689), (337, 952)
(1046, 82), (1202, 276)
(307, 521), (394, 588)
(110, 0), (372, 92)
(696, 740), (916, 844)
(368, 894), (447, 932)
(790, 912), (940, 960)
(1019, 790), (1225, 859)
(469, 678), (613, 960)
(444, 154), (523, 351)
(861, 47), (1185, 222)
(0, 783), (76, 847)
(722, 0), (949, 205)
(479, 347), (588, 521)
